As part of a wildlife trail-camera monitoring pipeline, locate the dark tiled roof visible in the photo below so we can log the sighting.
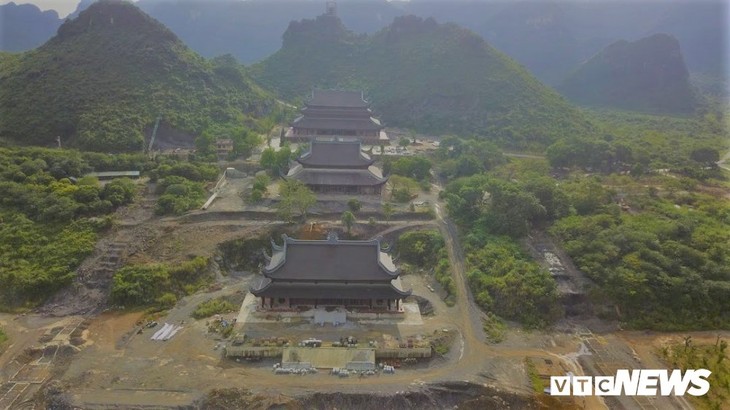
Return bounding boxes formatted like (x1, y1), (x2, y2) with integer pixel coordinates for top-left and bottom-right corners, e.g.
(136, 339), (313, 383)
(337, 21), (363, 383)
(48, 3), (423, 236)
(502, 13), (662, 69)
(298, 139), (374, 168)
(307, 89), (368, 108)
(263, 236), (397, 281)
(301, 106), (372, 117)
(291, 116), (382, 131)
(250, 277), (411, 299)
(286, 165), (387, 187)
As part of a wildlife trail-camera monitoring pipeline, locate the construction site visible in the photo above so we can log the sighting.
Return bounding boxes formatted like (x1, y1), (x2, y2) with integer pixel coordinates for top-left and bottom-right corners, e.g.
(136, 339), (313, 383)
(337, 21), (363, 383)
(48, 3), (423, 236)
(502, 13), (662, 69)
(1, 165), (720, 409)
(1, 122), (727, 409)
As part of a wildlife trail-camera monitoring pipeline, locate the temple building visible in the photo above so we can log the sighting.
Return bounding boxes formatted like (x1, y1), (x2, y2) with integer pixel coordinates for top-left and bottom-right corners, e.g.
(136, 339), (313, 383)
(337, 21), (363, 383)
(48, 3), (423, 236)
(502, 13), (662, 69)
(285, 138), (388, 195)
(250, 233), (411, 311)
(285, 89), (388, 144)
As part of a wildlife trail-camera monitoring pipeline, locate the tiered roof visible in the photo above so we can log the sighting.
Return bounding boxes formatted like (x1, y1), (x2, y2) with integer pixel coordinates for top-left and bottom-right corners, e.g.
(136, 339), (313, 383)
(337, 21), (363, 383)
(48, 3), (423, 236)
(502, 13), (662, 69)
(291, 116), (382, 131)
(307, 90), (369, 108)
(286, 139), (387, 188)
(286, 165), (387, 187)
(250, 235), (411, 299)
(297, 139), (374, 168)
(291, 89), (383, 132)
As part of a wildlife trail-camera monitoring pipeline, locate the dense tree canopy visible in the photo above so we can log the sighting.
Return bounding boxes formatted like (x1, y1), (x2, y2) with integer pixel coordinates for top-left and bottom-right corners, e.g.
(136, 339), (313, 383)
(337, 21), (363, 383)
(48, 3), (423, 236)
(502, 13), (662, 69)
(111, 256), (210, 308)
(0, 1), (277, 152)
(0, 147), (140, 308)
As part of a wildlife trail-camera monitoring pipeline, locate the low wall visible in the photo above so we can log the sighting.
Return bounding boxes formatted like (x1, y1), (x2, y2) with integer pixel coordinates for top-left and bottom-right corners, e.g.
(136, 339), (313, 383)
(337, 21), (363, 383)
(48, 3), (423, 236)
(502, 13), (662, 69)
(375, 348), (432, 359)
(251, 308), (402, 321)
(224, 346), (432, 361)
(180, 210), (435, 223)
(281, 361), (313, 370)
(224, 346), (283, 358)
(346, 361), (376, 371)
(348, 311), (404, 319)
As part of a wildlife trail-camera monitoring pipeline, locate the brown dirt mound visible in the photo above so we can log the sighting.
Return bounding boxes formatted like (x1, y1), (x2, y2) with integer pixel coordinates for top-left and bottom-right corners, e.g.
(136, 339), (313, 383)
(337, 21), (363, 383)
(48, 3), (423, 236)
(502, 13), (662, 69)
(203, 382), (566, 410)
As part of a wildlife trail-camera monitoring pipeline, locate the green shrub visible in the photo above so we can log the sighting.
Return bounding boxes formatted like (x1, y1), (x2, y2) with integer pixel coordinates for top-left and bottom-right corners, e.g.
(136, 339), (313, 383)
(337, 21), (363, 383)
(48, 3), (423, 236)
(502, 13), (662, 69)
(111, 257), (210, 308)
(156, 293), (178, 309)
(192, 298), (237, 319)
(466, 238), (562, 328)
(397, 230), (445, 267)
(347, 198), (362, 212)
(155, 178), (206, 215)
(482, 312), (506, 344)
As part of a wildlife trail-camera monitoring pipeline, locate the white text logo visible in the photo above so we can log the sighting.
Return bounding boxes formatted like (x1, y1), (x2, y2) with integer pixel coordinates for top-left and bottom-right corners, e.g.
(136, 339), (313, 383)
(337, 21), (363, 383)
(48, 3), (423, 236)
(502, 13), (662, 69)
(550, 369), (711, 396)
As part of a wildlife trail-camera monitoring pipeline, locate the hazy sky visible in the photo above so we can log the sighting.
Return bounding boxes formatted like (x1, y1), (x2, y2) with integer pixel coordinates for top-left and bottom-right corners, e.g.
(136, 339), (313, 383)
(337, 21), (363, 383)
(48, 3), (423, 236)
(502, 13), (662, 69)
(3, 1), (81, 18)
(1, 0), (135, 18)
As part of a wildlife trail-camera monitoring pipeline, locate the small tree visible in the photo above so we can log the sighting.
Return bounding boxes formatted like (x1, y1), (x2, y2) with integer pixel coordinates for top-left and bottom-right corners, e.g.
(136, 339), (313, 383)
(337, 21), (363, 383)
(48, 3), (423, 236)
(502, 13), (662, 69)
(398, 137), (410, 148)
(347, 198), (362, 213)
(277, 180), (316, 222)
(249, 189), (264, 203)
(260, 145), (293, 174)
(382, 203), (394, 221)
(260, 147), (276, 171)
(253, 174), (271, 192)
(341, 211), (355, 234)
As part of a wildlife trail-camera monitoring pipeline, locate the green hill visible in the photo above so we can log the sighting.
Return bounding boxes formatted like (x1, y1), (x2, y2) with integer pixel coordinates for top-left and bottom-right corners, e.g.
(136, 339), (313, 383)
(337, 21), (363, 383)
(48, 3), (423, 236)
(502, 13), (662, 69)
(559, 34), (699, 114)
(252, 14), (591, 150)
(0, 0), (274, 152)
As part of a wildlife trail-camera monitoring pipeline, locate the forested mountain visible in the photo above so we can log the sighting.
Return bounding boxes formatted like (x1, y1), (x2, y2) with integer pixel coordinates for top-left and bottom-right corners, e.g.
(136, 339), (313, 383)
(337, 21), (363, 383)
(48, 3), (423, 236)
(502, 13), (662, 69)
(3, 1), (725, 91)
(644, 1), (728, 95)
(558, 34), (698, 114)
(252, 14), (590, 150)
(0, 0), (274, 152)
(0, 2), (62, 51)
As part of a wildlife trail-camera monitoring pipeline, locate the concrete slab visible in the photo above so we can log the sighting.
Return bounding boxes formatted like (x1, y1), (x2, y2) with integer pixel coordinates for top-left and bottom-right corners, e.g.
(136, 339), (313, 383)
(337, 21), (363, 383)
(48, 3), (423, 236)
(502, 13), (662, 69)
(355, 303), (423, 326)
(282, 347), (375, 369)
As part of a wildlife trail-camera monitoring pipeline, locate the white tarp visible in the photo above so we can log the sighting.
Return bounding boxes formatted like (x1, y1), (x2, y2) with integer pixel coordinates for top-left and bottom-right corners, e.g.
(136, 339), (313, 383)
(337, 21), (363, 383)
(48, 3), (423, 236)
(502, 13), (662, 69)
(163, 326), (182, 341)
(151, 323), (171, 340)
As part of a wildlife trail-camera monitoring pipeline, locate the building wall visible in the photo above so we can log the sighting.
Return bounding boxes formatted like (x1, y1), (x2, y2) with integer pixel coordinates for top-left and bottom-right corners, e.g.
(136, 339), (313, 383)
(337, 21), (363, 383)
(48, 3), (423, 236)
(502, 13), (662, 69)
(261, 296), (400, 311)
(308, 184), (383, 195)
(292, 128), (379, 137)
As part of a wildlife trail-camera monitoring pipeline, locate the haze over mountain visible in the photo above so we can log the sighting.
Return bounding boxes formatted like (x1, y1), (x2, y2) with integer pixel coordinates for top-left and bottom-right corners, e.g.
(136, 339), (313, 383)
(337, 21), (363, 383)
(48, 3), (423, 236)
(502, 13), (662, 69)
(2, 0), (725, 91)
(252, 13), (590, 149)
(0, 0), (273, 152)
(0, 2), (62, 51)
(558, 34), (698, 114)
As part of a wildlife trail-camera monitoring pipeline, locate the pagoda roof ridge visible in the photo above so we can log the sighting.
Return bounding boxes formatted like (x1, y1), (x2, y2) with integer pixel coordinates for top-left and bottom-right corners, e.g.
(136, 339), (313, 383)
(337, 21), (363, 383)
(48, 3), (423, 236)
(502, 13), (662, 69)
(307, 89), (369, 108)
(297, 138), (374, 168)
(262, 234), (400, 281)
(285, 165), (388, 187)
